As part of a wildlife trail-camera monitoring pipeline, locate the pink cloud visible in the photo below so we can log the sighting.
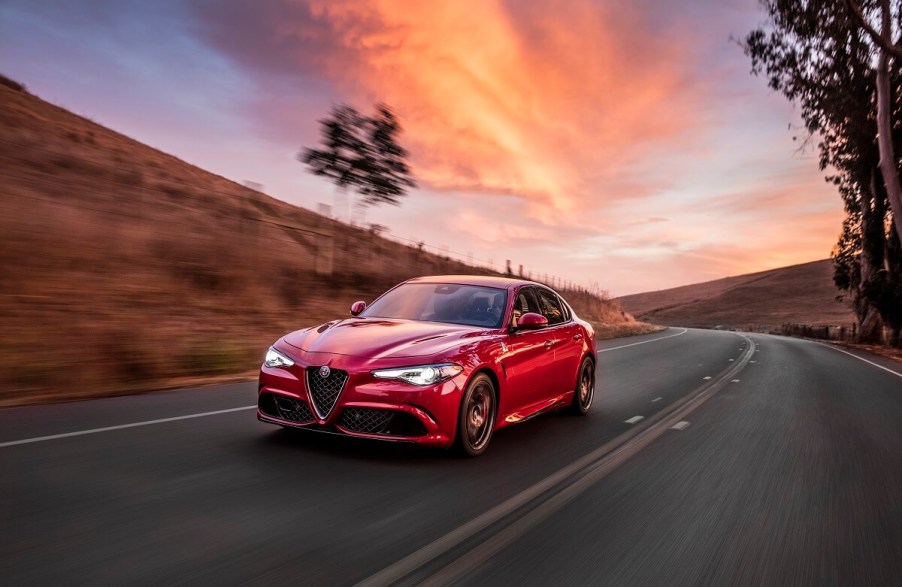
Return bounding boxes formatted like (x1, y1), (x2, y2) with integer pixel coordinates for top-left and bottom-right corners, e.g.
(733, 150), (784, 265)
(197, 0), (702, 213)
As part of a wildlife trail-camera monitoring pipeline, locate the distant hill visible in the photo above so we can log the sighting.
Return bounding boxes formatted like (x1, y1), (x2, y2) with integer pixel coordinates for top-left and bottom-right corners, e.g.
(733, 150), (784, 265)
(618, 260), (856, 328)
(0, 79), (647, 405)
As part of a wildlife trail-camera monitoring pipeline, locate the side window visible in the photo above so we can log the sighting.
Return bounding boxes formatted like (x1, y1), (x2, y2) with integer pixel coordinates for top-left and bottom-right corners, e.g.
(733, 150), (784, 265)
(510, 287), (542, 327)
(557, 294), (572, 321)
(536, 288), (566, 325)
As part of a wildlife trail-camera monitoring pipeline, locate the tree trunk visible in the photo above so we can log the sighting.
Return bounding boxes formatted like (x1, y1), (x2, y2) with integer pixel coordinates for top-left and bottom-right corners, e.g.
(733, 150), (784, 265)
(856, 175), (885, 343)
(873, 2), (902, 243)
(858, 305), (885, 343)
(889, 326), (901, 347)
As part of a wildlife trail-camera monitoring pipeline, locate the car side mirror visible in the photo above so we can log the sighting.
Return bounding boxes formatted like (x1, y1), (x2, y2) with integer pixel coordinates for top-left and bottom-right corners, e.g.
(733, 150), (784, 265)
(350, 301), (367, 316)
(516, 312), (548, 330)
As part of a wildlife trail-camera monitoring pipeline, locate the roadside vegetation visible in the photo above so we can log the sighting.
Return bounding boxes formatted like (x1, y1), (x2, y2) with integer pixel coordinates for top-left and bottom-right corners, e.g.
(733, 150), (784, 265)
(0, 81), (652, 406)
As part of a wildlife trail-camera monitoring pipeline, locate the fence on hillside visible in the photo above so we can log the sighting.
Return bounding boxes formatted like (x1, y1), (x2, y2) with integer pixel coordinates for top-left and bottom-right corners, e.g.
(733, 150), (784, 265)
(737, 322), (899, 344)
(778, 323), (859, 342)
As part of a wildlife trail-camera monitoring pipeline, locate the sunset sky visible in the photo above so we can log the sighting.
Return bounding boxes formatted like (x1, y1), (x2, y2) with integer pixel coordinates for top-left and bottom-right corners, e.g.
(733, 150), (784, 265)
(0, 0), (844, 295)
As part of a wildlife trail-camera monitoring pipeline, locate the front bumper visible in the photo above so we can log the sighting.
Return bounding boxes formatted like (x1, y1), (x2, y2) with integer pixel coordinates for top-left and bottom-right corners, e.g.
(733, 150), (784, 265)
(257, 354), (464, 448)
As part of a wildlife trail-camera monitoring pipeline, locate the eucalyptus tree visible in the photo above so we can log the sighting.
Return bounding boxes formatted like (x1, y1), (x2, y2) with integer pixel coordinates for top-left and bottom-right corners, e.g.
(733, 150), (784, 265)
(744, 0), (901, 345)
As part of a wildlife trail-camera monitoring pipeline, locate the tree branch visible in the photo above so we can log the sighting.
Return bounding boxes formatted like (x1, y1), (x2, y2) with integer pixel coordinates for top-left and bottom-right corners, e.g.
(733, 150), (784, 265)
(845, 0), (902, 58)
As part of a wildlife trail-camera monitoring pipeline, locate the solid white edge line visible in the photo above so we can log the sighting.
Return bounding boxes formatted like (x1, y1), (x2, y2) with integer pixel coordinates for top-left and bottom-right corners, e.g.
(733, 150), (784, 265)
(0, 405), (257, 448)
(819, 343), (902, 379)
(598, 328), (688, 353)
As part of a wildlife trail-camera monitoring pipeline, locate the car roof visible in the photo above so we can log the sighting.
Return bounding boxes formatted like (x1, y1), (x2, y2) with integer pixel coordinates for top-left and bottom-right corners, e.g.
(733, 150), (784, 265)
(405, 274), (543, 290)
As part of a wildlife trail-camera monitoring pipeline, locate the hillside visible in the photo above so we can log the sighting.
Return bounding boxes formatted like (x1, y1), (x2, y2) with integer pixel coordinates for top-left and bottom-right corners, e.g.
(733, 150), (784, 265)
(618, 259), (855, 328)
(0, 80), (649, 406)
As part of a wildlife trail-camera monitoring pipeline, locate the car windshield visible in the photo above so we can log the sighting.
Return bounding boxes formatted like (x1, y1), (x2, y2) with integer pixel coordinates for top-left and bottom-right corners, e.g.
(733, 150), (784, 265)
(361, 283), (508, 329)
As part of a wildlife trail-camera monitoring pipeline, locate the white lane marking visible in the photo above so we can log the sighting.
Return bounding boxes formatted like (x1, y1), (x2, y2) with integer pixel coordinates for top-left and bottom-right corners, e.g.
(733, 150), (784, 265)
(0, 405), (257, 448)
(652, 397), (662, 402)
(703, 376), (712, 380)
(359, 334), (758, 586)
(731, 379), (740, 383)
(671, 421), (690, 430)
(729, 359), (734, 362)
(598, 328), (688, 353)
(819, 343), (902, 379)
(624, 416), (645, 424)
(750, 360), (756, 364)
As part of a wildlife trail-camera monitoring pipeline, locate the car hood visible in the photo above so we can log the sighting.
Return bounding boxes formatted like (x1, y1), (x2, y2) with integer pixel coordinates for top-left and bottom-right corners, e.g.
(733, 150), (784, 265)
(282, 318), (488, 360)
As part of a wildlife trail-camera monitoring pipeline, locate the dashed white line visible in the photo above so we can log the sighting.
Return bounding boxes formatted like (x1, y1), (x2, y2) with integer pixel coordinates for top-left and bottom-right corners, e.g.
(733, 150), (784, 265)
(652, 397), (662, 402)
(359, 334), (759, 586)
(624, 416), (645, 424)
(729, 359), (735, 362)
(0, 405), (258, 448)
(703, 376), (712, 380)
(671, 421), (690, 431)
(598, 328), (688, 353)
(731, 379), (740, 383)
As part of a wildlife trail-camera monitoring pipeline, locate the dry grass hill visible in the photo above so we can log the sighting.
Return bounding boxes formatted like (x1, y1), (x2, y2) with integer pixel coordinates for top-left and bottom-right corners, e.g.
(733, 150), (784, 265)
(0, 78), (650, 406)
(618, 259), (856, 329)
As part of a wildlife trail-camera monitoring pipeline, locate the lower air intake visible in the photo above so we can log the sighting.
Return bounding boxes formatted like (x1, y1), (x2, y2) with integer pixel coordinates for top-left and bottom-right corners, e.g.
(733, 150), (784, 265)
(259, 393), (313, 424)
(338, 408), (427, 437)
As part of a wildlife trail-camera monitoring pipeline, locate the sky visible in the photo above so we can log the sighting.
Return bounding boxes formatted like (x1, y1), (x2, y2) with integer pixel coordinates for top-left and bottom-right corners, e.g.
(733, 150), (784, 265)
(0, 0), (845, 296)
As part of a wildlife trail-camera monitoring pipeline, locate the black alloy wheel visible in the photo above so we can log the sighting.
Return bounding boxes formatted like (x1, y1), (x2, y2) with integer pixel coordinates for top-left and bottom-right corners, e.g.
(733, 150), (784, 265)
(569, 356), (595, 416)
(456, 373), (497, 457)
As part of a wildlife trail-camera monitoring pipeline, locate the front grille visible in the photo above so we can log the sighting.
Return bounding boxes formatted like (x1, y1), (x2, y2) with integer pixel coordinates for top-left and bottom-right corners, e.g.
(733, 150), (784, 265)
(339, 408), (428, 437)
(306, 367), (349, 419)
(259, 393), (313, 424)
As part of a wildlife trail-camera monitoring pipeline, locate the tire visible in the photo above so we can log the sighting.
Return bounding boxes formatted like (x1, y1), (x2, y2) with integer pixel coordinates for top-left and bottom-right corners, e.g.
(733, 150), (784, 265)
(568, 356), (595, 416)
(455, 373), (497, 457)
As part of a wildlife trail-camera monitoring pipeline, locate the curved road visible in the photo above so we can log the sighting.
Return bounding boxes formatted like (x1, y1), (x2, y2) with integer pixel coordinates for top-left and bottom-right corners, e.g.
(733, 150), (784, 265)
(1, 328), (901, 585)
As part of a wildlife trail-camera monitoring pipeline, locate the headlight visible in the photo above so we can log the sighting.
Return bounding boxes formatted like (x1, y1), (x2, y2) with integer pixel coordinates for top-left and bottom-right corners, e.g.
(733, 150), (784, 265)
(264, 347), (294, 368)
(372, 363), (463, 386)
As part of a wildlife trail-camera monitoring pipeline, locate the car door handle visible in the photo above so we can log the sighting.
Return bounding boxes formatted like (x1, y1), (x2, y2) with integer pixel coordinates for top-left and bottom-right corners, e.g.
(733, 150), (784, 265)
(573, 334), (583, 342)
(544, 340), (553, 350)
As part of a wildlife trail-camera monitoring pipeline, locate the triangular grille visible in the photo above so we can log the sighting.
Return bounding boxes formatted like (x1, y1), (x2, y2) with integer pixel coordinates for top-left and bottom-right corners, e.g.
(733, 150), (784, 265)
(306, 367), (348, 419)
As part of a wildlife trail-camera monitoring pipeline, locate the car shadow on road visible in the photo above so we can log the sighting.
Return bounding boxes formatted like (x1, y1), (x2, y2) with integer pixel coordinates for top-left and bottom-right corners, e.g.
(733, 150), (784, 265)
(255, 426), (452, 463)
(248, 408), (609, 468)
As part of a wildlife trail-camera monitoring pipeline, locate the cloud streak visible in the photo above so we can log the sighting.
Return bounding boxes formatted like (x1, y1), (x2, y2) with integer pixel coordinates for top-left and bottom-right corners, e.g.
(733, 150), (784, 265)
(196, 0), (702, 214)
(0, 0), (847, 295)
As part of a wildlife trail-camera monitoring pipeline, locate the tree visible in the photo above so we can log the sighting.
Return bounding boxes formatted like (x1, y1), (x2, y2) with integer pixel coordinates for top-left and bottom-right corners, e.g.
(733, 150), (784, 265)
(744, 0), (902, 346)
(300, 103), (416, 213)
(846, 0), (902, 242)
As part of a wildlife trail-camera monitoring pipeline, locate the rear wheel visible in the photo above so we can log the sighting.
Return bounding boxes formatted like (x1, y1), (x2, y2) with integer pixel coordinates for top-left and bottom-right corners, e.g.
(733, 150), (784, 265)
(568, 356), (595, 415)
(455, 373), (497, 457)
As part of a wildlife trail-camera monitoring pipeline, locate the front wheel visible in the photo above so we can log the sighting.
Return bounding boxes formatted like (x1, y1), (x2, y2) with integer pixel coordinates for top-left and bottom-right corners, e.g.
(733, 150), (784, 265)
(455, 373), (497, 457)
(568, 356), (595, 416)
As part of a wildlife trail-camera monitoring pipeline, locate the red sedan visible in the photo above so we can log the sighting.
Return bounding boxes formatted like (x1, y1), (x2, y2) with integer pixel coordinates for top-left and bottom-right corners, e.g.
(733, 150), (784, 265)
(257, 275), (596, 456)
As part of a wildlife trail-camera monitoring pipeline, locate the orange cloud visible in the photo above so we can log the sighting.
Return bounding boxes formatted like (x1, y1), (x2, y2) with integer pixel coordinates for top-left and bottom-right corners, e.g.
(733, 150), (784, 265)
(231, 0), (699, 213)
(194, 0), (848, 293)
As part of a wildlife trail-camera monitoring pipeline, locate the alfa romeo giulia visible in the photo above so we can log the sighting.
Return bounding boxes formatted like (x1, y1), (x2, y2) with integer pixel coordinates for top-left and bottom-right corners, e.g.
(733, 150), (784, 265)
(257, 275), (596, 456)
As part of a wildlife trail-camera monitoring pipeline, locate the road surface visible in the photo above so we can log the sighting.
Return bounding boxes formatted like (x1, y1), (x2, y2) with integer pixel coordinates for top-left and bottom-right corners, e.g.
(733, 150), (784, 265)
(1, 328), (901, 585)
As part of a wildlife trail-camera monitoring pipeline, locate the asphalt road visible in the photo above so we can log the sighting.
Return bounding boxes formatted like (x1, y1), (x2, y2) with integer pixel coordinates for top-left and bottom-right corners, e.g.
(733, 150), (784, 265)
(1, 328), (900, 585)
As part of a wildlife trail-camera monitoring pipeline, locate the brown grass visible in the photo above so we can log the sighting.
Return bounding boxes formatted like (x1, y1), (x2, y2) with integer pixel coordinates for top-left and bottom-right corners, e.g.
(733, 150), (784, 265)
(0, 82), (641, 406)
(617, 260), (855, 329)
